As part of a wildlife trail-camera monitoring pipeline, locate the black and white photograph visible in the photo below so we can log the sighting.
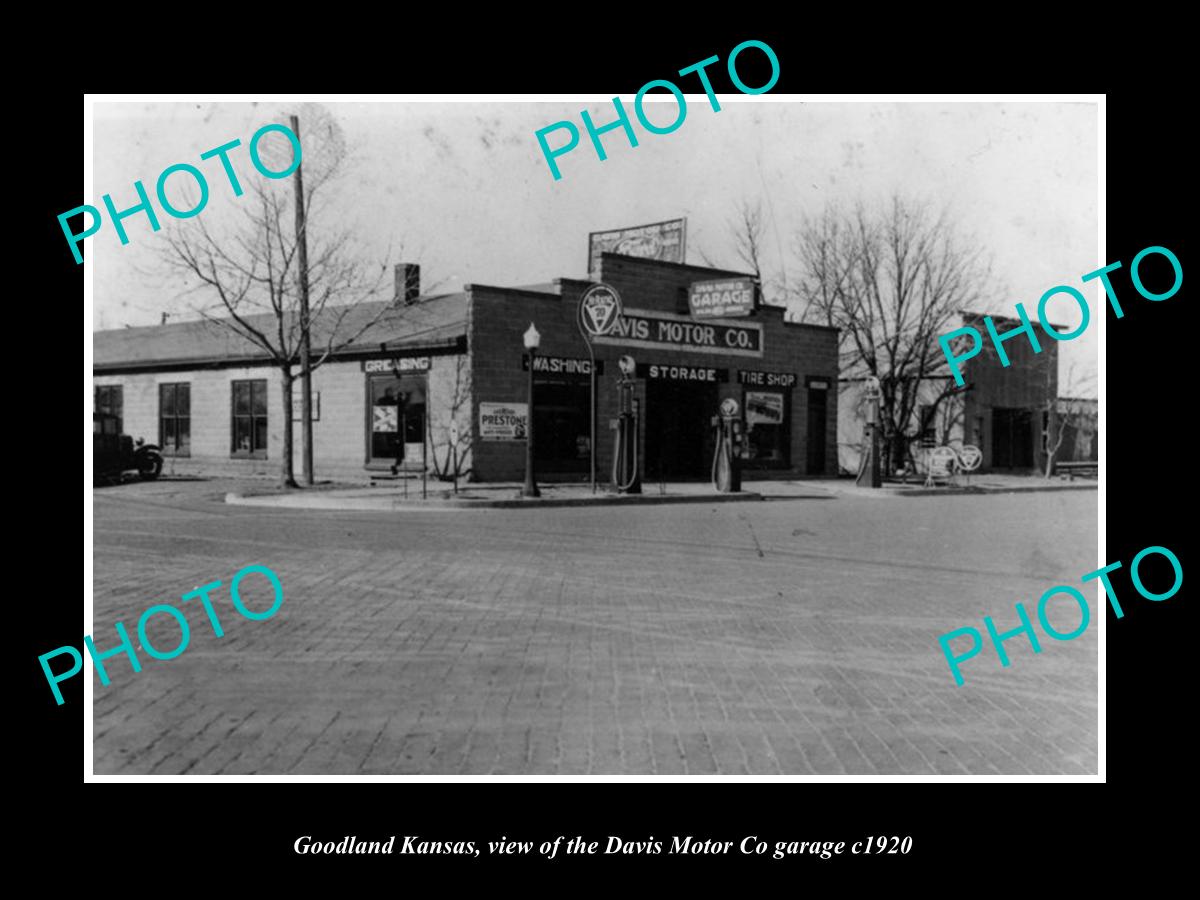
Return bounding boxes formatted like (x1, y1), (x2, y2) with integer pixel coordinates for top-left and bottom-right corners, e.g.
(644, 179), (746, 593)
(79, 94), (1106, 779)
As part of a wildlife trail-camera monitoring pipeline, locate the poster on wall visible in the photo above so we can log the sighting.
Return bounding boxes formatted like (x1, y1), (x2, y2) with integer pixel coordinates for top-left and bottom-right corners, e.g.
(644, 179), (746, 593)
(745, 391), (784, 426)
(479, 402), (528, 440)
(292, 391), (321, 422)
(372, 405), (398, 432)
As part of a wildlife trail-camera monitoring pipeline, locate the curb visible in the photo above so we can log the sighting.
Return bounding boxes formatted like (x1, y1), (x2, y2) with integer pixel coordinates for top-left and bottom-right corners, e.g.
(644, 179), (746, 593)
(225, 490), (765, 511)
(893, 483), (1097, 498)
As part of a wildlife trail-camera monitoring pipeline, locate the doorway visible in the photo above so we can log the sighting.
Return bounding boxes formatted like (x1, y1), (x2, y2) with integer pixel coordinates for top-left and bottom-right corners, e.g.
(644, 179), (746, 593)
(367, 373), (427, 466)
(806, 386), (827, 474)
(644, 379), (718, 480)
(992, 407), (1034, 468)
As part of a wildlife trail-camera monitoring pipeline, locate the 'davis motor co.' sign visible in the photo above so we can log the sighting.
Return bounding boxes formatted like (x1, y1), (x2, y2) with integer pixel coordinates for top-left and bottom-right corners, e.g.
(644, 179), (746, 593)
(594, 308), (763, 357)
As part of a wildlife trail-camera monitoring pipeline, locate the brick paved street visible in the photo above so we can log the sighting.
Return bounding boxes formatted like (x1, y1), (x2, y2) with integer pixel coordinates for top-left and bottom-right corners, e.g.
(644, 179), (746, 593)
(90, 479), (1098, 775)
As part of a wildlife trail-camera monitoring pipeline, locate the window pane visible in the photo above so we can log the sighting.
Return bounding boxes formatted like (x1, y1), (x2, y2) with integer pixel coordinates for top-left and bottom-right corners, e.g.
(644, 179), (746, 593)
(160, 384), (175, 416)
(234, 382), (251, 415)
(177, 385), (190, 416)
(234, 416), (252, 452)
(252, 380), (268, 415)
(254, 416), (268, 452)
(95, 385), (123, 418)
(178, 418), (190, 454)
(163, 417), (176, 449)
(404, 404), (426, 444)
(745, 391), (787, 463)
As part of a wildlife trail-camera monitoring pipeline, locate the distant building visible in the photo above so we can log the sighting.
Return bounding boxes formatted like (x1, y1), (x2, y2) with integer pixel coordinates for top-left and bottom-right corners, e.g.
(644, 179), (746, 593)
(837, 311), (1086, 475)
(1054, 397), (1098, 463)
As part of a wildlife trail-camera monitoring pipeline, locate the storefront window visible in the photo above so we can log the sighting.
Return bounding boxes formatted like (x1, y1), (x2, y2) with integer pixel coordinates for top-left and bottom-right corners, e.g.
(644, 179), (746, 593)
(95, 385), (123, 431)
(369, 374), (427, 464)
(743, 389), (789, 465)
(231, 379), (268, 458)
(159, 383), (190, 457)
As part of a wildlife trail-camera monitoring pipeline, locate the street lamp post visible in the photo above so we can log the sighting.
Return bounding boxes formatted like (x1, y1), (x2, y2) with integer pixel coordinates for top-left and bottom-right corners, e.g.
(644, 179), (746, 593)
(523, 323), (541, 498)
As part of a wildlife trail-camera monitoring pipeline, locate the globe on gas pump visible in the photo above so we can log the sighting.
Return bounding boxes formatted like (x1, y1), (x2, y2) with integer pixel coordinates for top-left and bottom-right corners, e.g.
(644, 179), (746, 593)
(610, 354), (642, 494)
(711, 397), (743, 493)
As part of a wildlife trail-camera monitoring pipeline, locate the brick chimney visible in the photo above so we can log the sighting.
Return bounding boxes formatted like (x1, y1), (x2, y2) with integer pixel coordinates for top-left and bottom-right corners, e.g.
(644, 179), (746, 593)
(394, 263), (420, 306)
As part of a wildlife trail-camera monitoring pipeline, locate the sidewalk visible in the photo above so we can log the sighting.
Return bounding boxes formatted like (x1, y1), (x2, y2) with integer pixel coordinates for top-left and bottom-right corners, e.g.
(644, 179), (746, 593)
(225, 480), (776, 511)
(812, 472), (1098, 499)
(223, 472), (1093, 511)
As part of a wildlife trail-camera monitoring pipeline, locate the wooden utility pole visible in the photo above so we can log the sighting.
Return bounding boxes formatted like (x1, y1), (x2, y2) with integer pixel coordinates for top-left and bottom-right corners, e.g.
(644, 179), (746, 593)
(290, 114), (314, 485)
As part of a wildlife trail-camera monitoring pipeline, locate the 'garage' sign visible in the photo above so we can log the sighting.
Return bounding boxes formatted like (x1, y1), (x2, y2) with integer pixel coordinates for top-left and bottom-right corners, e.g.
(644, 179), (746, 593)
(689, 277), (756, 318)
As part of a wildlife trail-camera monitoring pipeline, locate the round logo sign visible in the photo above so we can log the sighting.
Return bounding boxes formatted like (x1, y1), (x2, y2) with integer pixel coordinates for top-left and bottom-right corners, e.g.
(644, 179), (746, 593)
(957, 444), (982, 472)
(578, 283), (623, 338)
(720, 398), (740, 418)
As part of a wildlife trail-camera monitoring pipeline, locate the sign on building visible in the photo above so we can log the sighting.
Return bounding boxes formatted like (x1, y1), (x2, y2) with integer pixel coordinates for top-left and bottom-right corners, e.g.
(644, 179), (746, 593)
(522, 355), (604, 375)
(578, 283), (624, 338)
(636, 363), (728, 383)
(479, 402), (528, 441)
(363, 357), (432, 373)
(738, 370), (798, 388)
(594, 308), (763, 357)
(745, 391), (785, 425)
(689, 277), (756, 319)
(291, 391), (321, 421)
(587, 218), (686, 275)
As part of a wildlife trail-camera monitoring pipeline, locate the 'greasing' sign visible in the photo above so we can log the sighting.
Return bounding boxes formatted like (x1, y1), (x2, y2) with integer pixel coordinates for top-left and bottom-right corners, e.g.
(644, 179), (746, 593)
(595, 309), (763, 356)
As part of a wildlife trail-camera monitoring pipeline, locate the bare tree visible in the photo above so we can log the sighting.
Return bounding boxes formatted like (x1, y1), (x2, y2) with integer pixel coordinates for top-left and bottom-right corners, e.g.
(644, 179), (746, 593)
(731, 199), (765, 280)
(728, 198), (793, 312)
(157, 104), (395, 487)
(1041, 358), (1097, 478)
(428, 354), (475, 485)
(795, 196), (990, 475)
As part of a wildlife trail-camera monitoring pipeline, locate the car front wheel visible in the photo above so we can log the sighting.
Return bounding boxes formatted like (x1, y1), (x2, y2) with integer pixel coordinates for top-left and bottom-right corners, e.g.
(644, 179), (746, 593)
(138, 456), (163, 481)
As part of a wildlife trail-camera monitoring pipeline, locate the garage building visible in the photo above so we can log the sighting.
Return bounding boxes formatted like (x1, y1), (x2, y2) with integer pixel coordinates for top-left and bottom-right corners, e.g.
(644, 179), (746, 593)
(93, 253), (840, 483)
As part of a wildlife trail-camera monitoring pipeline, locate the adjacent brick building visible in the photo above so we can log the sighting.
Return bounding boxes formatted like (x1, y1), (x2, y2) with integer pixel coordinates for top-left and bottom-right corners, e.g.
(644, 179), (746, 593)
(94, 253), (841, 484)
(837, 311), (1071, 475)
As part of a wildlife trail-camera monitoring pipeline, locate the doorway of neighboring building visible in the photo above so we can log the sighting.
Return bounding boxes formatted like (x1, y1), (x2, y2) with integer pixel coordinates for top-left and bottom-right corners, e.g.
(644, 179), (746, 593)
(806, 386), (827, 475)
(992, 407), (1034, 468)
(644, 379), (718, 480)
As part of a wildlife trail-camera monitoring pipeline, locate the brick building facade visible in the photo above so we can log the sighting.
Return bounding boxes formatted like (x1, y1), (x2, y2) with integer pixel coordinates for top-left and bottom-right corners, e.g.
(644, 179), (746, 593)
(837, 311), (1067, 475)
(94, 253), (840, 484)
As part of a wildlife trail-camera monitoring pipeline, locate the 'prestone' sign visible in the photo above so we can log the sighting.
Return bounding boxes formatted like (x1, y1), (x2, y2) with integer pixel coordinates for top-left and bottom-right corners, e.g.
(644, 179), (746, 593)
(479, 402), (528, 441)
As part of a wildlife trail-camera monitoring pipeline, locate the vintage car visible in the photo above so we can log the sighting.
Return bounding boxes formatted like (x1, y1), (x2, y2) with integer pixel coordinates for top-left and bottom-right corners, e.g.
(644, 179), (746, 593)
(93, 412), (163, 483)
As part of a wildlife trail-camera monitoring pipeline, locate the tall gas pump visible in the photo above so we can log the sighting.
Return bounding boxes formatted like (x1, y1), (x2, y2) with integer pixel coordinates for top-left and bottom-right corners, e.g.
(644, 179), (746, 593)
(611, 355), (642, 494)
(856, 375), (882, 488)
(711, 397), (743, 493)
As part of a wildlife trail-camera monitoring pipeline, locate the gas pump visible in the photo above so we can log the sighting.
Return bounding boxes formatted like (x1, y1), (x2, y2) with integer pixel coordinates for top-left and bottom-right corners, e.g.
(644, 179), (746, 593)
(611, 355), (642, 493)
(711, 397), (743, 493)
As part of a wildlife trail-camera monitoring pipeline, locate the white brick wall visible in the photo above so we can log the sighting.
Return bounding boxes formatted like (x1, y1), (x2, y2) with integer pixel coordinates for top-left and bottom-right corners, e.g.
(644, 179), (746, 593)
(95, 353), (474, 482)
